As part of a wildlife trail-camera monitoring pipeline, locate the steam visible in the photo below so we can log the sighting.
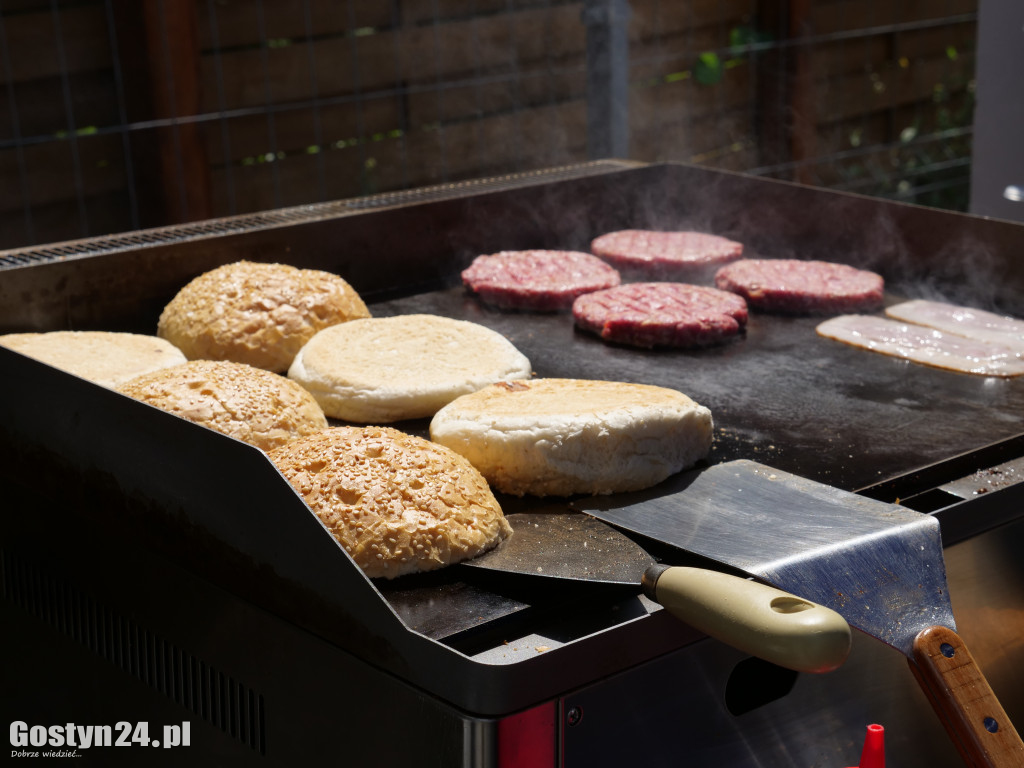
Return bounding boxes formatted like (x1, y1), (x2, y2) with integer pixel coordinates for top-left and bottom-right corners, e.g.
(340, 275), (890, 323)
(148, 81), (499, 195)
(891, 233), (1003, 310)
(439, 164), (1022, 318)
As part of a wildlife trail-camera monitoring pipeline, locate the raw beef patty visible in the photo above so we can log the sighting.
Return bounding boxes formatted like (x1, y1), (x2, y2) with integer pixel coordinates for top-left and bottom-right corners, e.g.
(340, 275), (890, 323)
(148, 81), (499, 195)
(590, 230), (743, 281)
(714, 259), (884, 314)
(573, 282), (748, 349)
(462, 250), (621, 310)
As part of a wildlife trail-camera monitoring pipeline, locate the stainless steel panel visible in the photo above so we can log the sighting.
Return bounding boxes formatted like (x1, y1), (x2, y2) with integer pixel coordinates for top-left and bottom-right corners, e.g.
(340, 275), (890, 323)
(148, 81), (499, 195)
(561, 514), (1024, 767)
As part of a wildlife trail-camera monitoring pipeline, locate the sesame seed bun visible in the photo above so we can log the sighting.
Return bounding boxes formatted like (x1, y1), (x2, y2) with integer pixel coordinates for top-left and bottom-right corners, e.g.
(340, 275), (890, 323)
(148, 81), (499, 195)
(267, 426), (511, 579)
(0, 330), (187, 388)
(429, 378), (713, 496)
(157, 260), (370, 373)
(117, 359), (328, 451)
(288, 314), (532, 423)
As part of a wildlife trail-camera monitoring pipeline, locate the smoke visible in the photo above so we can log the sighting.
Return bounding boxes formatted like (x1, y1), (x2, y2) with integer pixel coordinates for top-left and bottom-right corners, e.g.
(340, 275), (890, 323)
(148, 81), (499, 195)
(890, 233), (1003, 310)
(427, 163), (1023, 318)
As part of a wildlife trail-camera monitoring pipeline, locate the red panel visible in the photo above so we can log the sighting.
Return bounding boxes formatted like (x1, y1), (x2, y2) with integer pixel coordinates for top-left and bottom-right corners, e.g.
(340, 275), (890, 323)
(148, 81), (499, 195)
(497, 701), (558, 768)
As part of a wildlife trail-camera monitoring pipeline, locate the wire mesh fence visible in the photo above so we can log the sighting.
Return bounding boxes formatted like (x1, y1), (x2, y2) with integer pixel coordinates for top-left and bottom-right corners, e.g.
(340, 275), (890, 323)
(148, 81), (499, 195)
(0, 0), (978, 250)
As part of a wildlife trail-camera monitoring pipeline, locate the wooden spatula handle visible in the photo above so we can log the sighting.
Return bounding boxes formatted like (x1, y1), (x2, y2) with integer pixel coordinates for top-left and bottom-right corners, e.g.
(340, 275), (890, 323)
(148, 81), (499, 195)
(910, 625), (1024, 767)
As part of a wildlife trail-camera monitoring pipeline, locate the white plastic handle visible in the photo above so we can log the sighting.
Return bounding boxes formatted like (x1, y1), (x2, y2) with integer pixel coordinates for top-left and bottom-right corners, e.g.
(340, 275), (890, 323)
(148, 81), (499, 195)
(643, 565), (851, 673)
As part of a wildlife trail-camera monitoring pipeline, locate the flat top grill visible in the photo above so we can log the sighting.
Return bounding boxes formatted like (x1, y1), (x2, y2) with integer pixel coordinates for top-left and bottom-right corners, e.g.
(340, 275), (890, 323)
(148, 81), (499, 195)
(3, 162), (1024, 716)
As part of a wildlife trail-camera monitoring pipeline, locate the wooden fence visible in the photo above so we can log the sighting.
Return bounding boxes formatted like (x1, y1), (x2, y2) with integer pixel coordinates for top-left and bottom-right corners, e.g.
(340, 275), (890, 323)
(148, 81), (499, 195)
(0, 0), (978, 250)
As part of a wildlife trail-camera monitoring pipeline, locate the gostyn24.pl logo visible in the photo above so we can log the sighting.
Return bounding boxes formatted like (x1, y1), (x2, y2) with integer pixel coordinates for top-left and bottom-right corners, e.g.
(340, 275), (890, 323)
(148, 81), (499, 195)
(10, 721), (190, 756)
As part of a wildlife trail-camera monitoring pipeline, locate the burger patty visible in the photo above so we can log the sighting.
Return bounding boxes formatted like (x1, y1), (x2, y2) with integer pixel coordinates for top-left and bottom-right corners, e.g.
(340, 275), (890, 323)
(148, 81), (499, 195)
(590, 230), (744, 280)
(462, 250), (621, 310)
(714, 259), (884, 314)
(573, 282), (749, 348)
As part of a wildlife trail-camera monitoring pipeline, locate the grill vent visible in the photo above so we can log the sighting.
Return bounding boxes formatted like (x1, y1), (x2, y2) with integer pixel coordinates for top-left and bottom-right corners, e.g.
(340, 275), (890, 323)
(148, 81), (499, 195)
(0, 161), (633, 269)
(1, 549), (266, 755)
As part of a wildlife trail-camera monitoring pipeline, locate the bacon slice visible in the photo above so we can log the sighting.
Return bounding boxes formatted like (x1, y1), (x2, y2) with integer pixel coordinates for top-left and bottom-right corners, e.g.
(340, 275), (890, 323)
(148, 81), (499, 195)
(816, 315), (1024, 377)
(885, 299), (1024, 353)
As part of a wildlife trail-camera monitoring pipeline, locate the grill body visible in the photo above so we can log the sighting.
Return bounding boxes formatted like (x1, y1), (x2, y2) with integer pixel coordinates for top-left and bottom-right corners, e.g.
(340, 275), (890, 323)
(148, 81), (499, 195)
(3, 162), (1024, 765)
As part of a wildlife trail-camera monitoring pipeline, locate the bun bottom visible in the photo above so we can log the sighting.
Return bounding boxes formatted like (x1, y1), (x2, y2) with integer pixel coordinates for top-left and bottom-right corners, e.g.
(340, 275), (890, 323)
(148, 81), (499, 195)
(430, 379), (713, 496)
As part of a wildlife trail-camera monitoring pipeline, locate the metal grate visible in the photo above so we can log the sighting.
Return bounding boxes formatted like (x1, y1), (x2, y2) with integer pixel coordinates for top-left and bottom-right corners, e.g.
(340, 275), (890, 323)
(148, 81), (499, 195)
(2, 549), (267, 754)
(0, 159), (636, 268)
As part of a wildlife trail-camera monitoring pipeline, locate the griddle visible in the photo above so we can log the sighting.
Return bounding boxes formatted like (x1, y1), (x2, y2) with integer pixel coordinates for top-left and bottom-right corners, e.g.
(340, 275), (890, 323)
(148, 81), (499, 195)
(370, 284), (1024, 496)
(3, 161), (1021, 504)
(3, 162), (1024, 755)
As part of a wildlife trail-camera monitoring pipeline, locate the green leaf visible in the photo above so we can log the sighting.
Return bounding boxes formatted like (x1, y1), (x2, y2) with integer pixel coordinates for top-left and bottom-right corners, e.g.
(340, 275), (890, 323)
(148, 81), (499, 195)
(695, 52), (723, 85)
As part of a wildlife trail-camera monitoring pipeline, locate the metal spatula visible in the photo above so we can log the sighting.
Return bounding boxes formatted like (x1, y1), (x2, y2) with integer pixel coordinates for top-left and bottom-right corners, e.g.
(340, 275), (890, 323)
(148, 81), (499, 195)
(572, 459), (1024, 768)
(463, 510), (852, 674)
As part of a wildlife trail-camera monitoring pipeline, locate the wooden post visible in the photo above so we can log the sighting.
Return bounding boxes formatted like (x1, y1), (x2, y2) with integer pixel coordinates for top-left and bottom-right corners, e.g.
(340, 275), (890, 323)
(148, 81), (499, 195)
(142, 0), (211, 223)
(111, 0), (211, 227)
(756, 0), (817, 184)
(788, 0), (817, 185)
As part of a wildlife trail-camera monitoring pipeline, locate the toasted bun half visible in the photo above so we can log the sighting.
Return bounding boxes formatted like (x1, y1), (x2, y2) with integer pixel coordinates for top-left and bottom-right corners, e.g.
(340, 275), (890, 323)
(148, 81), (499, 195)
(0, 330), (187, 388)
(157, 260), (370, 372)
(430, 378), (713, 496)
(117, 359), (328, 451)
(267, 426), (511, 579)
(288, 314), (532, 422)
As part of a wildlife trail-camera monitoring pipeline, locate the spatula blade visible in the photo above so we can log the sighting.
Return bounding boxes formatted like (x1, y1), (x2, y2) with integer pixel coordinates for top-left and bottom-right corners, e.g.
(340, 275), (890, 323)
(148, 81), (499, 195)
(462, 510), (651, 586)
(465, 507), (854, 674)
(573, 459), (955, 658)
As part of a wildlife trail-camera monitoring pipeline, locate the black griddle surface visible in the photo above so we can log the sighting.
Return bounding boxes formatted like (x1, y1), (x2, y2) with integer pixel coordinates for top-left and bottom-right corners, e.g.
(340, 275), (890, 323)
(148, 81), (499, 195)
(371, 286), (1024, 494)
